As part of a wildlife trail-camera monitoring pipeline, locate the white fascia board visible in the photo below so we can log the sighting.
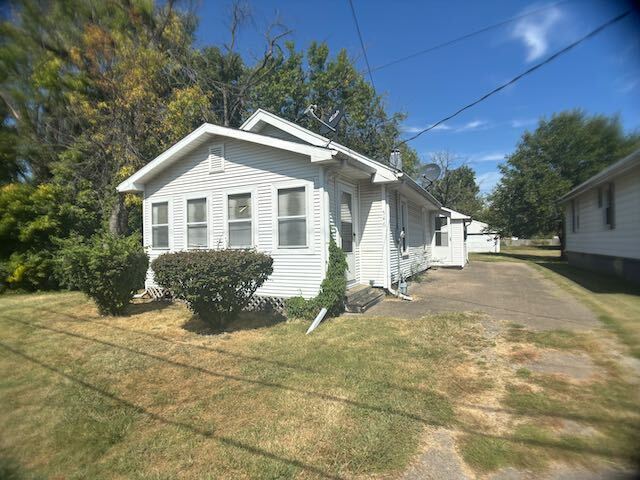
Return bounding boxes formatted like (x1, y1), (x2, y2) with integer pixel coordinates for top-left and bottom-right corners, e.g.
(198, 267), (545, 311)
(241, 109), (398, 184)
(441, 207), (471, 220)
(116, 122), (336, 193)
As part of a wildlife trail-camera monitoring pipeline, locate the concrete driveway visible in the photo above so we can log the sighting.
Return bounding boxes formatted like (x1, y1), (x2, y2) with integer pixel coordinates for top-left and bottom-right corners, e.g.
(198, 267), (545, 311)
(367, 261), (599, 330)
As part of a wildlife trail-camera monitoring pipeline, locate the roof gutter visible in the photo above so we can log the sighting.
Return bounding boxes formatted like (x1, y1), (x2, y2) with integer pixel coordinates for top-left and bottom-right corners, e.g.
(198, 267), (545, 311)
(396, 172), (442, 208)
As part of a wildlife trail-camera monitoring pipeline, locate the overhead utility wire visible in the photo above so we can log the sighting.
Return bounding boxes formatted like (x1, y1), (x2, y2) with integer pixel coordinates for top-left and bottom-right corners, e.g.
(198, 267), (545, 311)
(372, 0), (574, 72)
(397, 10), (632, 146)
(347, 0), (376, 91)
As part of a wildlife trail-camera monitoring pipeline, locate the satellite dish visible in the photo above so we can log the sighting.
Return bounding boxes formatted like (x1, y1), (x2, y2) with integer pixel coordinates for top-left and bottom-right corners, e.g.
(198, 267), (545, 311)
(421, 163), (441, 183)
(319, 105), (345, 135)
(304, 104), (345, 136)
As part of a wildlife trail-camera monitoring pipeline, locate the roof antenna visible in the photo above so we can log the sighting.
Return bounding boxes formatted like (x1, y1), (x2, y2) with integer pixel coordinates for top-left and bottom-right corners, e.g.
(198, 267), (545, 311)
(303, 104), (345, 147)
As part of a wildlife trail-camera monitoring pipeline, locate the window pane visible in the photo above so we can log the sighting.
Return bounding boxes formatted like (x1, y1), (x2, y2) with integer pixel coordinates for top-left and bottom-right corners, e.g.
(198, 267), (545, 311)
(278, 187), (305, 217)
(152, 225), (168, 248)
(341, 221), (353, 252)
(152, 202), (168, 225)
(278, 218), (306, 247)
(436, 232), (448, 247)
(229, 221), (252, 247)
(187, 198), (206, 223)
(228, 193), (251, 220)
(188, 225), (207, 248)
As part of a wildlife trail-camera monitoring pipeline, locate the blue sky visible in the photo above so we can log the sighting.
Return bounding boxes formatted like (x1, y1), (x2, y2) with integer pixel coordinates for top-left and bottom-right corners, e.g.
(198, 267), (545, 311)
(194, 0), (640, 194)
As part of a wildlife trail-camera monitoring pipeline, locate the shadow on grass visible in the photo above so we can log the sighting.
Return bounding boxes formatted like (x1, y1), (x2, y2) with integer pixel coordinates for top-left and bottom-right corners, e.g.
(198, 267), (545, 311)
(1, 333), (637, 467)
(182, 310), (286, 335)
(537, 262), (640, 296)
(123, 300), (172, 316)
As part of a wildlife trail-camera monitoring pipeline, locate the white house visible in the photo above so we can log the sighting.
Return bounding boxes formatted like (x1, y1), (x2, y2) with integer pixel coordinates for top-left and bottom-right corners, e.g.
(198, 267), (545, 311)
(117, 109), (449, 307)
(559, 148), (640, 284)
(466, 220), (500, 253)
(430, 207), (470, 268)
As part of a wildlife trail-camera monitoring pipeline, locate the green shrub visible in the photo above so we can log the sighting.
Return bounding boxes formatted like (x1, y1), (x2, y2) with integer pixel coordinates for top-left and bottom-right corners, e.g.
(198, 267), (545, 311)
(286, 234), (347, 319)
(56, 233), (148, 315)
(151, 249), (273, 327)
(4, 250), (58, 291)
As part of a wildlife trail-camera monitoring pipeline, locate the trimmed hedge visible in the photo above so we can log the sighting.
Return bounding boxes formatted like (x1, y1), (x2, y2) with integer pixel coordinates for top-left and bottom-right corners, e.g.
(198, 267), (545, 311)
(56, 233), (148, 315)
(285, 234), (347, 319)
(151, 249), (273, 327)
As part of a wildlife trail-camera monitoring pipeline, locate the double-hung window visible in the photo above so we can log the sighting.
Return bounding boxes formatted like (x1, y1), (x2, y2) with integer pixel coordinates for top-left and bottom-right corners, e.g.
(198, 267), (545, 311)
(187, 198), (208, 248)
(277, 187), (307, 247)
(152, 202), (169, 249)
(227, 192), (253, 248)
(435, 216), (448, 247)
(604, 183), (615, 229)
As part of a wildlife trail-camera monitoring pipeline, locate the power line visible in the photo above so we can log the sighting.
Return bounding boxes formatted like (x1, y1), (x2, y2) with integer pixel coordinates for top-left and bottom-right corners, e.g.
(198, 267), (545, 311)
(398, 9), (632, 146)
(372, 0), (574, 73)
(347, 0), (376, 92)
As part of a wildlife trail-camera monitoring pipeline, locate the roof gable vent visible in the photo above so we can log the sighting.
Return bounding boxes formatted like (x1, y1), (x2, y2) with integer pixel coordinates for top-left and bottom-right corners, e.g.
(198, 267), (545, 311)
(209, 144), (225, 173)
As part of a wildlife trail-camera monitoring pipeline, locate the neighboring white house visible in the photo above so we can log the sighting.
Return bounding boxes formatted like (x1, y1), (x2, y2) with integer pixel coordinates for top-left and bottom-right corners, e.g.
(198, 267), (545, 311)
(559, 148), (640, 284)
(117, 109), (445, 304)
(466, 220), (500, 253)
(431, 207), (470, 268)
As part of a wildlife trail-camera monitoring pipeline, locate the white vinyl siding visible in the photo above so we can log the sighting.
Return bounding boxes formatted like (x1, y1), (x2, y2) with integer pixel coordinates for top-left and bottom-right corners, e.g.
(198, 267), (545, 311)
(388, 192), (431, 283)
(144, 137), (324, 298)
(358, 182), (385, 286)
(564, 164), (640, 260)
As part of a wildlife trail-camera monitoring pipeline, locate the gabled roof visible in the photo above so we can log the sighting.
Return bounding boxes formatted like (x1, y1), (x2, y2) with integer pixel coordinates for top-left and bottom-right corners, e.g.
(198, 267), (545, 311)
(441, 207), (471, 220)
(241, 109), (442, 207)
(117, 123), (337, 192)
(116, 109), (441, 210)
(558, 148), (640, 203)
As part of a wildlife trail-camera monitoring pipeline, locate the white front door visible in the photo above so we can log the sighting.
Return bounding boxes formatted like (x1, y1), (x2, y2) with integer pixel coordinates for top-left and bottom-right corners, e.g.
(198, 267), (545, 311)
(338, 184), (357, 284)
(433, 214), (452, 264)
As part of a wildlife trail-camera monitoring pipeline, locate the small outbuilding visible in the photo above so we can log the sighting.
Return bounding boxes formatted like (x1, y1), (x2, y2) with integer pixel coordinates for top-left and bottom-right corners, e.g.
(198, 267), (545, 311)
(559, 148), (640, 284)
(466, 220), (500, 253)
(431, 207), (470, 268)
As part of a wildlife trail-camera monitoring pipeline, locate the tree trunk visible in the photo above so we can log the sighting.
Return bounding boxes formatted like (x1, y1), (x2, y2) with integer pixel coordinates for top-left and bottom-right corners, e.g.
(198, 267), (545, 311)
(109, 193), (128, 236)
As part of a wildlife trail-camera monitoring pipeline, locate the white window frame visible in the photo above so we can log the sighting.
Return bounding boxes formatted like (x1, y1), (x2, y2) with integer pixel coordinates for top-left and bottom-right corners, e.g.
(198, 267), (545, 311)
(272, 180), (314, 253)
(150, 197), (172, 251)
(184, 192), (210, 250)
(435, 215), (449, 247)
(223, 186), (256, 249)
(208, 143), (225, 174)
(400, 198), (409, 257)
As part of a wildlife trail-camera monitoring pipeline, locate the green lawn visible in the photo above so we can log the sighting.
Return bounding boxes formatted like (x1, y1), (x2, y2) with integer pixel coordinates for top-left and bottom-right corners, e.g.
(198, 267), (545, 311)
(0, 292), (491, 479)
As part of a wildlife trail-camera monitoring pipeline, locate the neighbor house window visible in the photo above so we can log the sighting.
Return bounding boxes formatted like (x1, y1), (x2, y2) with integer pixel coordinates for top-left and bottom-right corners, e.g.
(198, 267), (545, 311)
(187, 198), (208, 248)
(277, 187), (306, 247)
(152, 202), (169, 249)
(597, 187), (603, 208)
(435, 216), (448, 247)
(400, 200), (408, 254)
(571, 199), (581, 233)
(605, 183), (615, 229)
(227, 192), (253, 247)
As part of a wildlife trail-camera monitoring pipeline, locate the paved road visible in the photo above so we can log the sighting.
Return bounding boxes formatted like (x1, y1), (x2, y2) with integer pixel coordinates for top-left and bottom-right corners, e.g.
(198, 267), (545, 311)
(367, 261), (599, 331)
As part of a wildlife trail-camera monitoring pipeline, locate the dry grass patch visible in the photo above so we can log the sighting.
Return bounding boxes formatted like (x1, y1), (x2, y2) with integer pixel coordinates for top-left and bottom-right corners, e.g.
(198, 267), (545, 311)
(1, 292), (488, 479)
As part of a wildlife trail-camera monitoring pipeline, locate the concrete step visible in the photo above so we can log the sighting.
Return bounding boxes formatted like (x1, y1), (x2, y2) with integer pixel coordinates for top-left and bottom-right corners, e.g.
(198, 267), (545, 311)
(345, 286), (385, 313)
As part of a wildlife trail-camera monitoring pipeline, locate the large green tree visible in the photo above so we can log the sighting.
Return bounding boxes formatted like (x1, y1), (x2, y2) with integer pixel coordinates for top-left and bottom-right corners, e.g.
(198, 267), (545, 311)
(248, 41), (419, 173)
(487, 110), (640, 237)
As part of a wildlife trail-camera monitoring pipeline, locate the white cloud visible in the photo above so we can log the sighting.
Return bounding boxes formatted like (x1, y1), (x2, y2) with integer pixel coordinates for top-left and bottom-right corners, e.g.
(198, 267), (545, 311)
(512, 6), (562, 62)
(477, 171), (503, 194)
(401, 123), (451, 133)
(456, 120), (489, 132)
(511, 118), (537, 128)
(618, 77), (639, 94)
